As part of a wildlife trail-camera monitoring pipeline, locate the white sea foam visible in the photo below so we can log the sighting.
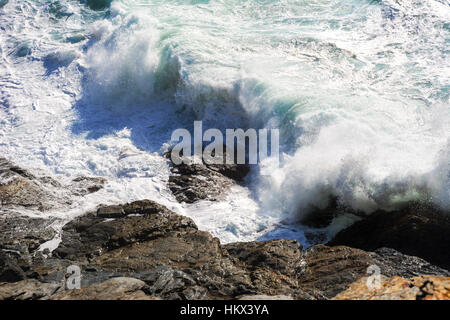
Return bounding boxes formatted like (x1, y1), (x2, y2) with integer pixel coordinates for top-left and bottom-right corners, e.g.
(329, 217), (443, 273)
(0, 0), (448, 247)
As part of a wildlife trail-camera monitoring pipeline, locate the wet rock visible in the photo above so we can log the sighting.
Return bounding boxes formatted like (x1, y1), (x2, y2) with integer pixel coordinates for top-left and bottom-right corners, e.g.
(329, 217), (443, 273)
(333, 275), (450, 300)
(54, 200), (197, 261)
(328, 202), (450, 270)
(225, 239), (304, 278)
(0, 157), (62, 210)
(51, 277), (154, 300)
(168, 164), (235, 203)
(70, 177), (106, 196)
(85, 0), (112, 11)
(168, 148), (249, 203)
(0, 156), (105, 212)
(0, 215), (57, 256)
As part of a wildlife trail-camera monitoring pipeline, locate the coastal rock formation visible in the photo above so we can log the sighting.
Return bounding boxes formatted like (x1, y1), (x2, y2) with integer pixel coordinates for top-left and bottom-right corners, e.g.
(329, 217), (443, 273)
(328, 202), (450, 270)
(0, 156), (106, 211)
(333, 275), (450, 300)
(2, 198), (448, 300)
(168, 150), (249, 203)
(0, 157), (64, 211)
(0, 158), (449, 300)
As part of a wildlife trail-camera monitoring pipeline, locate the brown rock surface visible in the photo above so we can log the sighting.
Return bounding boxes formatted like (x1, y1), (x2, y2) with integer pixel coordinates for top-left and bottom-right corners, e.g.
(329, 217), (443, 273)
(51, 277), (156, 300)
(333, 275), (450, 300)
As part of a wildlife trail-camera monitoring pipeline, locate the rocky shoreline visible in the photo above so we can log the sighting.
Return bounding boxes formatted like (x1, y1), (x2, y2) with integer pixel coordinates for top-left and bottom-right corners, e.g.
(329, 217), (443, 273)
(0, 156), (449, 300)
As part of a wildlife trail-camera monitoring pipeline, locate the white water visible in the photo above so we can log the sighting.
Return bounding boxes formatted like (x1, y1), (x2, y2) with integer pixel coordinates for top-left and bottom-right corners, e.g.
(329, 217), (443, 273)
(0, 0), (449, 246)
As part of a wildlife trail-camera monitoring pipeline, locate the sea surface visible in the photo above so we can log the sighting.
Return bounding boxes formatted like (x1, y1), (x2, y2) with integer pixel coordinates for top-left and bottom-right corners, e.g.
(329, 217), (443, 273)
(0, 0), (449, 246)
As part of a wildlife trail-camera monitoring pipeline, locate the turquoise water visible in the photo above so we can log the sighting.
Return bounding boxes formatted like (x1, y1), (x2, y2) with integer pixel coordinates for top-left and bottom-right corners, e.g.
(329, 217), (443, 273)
(0, 0), (449, 243)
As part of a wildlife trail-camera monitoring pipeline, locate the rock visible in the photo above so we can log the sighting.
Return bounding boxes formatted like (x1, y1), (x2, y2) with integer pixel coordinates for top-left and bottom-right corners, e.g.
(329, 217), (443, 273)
(0, 156), (106, 211)
(0, 251), (26, 283)
(0, 215), (59, 282)
(54, 200), (198, 261)
(333, 275), (450, 300)
(368, 247), (450, 279)
(295, 244), (449, 300)
(51, 277), (155, 300)
(52, 200), (315, 299)
(168, 148), (249, 203)
(0, 215), (57, 256)
(0, 279), (62, 300)
(0, 157), (62, 211)
(224, 239), (304, 278)
(238, 294), (293, 300)
(1, 192), (448, 300)
(70, 177), (106, 196)
(328, 202), (450, 270)
(86, 0), (112, 11)
(168, 164), (235, 203)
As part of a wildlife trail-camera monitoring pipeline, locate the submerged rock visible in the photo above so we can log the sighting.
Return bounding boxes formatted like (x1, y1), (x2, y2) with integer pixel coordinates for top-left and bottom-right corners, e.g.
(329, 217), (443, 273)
(84, 0), (112, 11)
(328, 202), (450, 270)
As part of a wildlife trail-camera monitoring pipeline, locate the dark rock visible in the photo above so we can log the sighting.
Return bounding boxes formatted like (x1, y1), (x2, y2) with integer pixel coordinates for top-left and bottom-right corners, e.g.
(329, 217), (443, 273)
(0, 251), (26, 283)
(0, 215), (57, 258)
(168, 164), (235, 203)
(167, 147), (249, 203)
(296, 244), (449, 299)
(85, 0), (112, 11)
(225, 239), (304, 278)
(328, 202), (450, 270)
(70, 177), (106, 196)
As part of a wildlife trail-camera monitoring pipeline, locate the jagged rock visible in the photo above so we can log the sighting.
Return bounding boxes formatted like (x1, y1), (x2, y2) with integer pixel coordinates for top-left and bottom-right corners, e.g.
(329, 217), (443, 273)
(51, 277), (155, 300)
(0, 251), (26, 283)
(0, 279), (62, 300)
(0, 156), (106, 211)
(0, 215), (59, 282)
(328, 202), (450, 270)
(295, 244), (449, 299)
(333, 275), (450, 300)
(168, 148), (249, 203)
(1, 195), (448, 300)
(54, 200), (197, 261)
(0, 215), (57, 256)
(70, 177), (107, 196)
(368, 247), (450, 279)
(52, 200), (314, 299)
(0, 157), (62, 210)
(225, 239), (305, 278)
(168, 164), (236, 203)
